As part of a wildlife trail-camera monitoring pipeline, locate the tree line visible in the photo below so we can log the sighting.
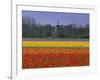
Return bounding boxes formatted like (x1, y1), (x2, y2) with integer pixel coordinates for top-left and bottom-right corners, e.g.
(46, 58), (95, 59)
(22, 17), (89, 39)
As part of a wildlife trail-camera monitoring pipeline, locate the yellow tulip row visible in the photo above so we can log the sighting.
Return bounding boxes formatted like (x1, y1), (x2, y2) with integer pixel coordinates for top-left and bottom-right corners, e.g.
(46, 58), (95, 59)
(22, 41), (89, 48)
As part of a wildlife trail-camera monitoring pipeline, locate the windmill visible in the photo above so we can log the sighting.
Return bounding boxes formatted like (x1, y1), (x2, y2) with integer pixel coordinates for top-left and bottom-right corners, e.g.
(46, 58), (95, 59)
(54, 19), (60, 33)
(52, 19), (60, 37)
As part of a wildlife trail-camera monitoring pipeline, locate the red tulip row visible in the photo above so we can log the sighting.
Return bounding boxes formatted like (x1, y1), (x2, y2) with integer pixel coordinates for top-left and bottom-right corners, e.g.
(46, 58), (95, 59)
(22, 48), (89, 69)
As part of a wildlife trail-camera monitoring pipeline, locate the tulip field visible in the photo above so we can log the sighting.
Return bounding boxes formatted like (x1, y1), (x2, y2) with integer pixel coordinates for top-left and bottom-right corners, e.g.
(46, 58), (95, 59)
(22, 41), (89, 69)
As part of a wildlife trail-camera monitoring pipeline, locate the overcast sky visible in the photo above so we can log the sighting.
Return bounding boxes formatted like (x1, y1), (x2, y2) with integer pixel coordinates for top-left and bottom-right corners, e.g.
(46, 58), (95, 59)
(22, 10), (89, 26)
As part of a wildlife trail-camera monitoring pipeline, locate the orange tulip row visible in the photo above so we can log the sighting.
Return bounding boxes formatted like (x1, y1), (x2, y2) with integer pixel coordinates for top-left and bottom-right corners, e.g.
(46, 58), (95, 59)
(22, 48), (89, 69)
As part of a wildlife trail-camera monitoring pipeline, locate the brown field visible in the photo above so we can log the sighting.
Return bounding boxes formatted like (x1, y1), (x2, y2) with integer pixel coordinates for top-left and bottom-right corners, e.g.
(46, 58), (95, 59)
(22, 48), (89, 69)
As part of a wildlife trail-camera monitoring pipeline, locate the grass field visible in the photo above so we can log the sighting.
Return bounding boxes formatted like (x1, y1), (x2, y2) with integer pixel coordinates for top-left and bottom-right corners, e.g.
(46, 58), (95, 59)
(22, 40), (89, 69)
(22, 38), (89, 41)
